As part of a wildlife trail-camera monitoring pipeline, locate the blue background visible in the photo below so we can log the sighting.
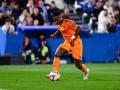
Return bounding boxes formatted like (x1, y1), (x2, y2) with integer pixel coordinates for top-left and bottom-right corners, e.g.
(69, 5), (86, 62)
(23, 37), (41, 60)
(0, 25), (120, 63)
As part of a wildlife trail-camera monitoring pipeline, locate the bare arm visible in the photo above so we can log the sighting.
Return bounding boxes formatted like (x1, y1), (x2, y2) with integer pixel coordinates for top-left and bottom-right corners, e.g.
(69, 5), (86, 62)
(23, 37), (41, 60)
(50, 30), (60, 38)
(74, 26), (89, 37)
(74, 27), (81, 37)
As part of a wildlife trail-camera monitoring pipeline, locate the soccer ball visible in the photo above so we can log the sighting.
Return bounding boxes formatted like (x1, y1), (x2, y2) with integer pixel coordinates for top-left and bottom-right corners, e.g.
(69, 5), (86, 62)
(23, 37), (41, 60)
(49, 71), (60, 81)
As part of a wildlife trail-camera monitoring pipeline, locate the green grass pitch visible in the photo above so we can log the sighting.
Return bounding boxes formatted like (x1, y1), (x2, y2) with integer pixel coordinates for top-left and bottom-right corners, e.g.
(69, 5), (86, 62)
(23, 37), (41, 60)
(0, 63), (120, 90)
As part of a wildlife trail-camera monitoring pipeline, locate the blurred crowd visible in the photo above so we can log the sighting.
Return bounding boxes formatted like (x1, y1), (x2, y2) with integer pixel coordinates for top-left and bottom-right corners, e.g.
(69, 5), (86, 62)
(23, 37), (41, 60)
(74, 0), (120, 33)
(0, 0), (61, 34)
(0, 0), (120, 33)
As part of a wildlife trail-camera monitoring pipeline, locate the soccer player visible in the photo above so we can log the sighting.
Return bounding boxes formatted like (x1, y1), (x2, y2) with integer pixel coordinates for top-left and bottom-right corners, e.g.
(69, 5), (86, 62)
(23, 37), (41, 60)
(47, 11), (89, 80)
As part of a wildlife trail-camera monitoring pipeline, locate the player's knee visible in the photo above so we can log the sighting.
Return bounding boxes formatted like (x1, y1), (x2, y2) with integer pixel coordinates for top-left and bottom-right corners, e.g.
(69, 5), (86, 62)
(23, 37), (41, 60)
(55, 48), (68, 57)
(54, 54), (61, 57)
(54, 52), (62, 57)
(54, 50), (62, 57)
(74, 59), (82, 69)
(75, 63), (82, 69)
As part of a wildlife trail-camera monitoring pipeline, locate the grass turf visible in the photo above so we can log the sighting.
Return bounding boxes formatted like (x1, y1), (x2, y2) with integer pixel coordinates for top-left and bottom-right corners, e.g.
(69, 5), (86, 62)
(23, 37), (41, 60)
(0, 63), (120, 90)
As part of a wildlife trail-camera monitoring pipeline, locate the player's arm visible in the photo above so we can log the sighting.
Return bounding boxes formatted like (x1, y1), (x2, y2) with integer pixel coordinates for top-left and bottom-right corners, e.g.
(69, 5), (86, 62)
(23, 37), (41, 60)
(75, 25), (89, 35)
(50, 30), (60, 38)
(71, 26), (86, 39)
(74, 26), (81, 37)
(70, 26), (81, 46)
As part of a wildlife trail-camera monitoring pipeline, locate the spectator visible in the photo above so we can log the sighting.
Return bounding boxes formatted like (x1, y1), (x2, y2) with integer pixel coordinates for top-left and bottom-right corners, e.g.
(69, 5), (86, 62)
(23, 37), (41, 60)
(74, 0), (83, 16)
(31, 8), (44, 25)
(12, 3), (22, 20)
(9, 0), (16, 9)
(103, 0), (114, 17)
(62, 8), (71, 19)
(48, 1), (60, 24)
(35, 34), (51, 64)
(97, 9), (109, 33)
(0, 1), (8, 17)
(91, 1), (103, 20)
(22, 37), (36, 64)
(38, 0), (49, 24)
(107, 16), (116, 33)
(74, 0), (82, 10)
(63, 0), (75, 11)
(81, 0), (95, 24)
(18, 8), (30, 26)
(1, 19), (15, 34)
(16, 0), (28, 9)
(0, 10), (5, 26)
(82, 0), (95, 15)
(26, 16), (33, 26)
(109, 0), (117, 9)
(26, 0), (34, 15)
(5, 9), (15, 25)
(34, 0), (48, 8)
(89, 1), (103, 32)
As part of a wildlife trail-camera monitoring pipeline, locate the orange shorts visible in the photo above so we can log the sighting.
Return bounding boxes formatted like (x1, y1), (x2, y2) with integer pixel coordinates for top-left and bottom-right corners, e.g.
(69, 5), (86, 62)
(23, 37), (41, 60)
(59, 38), (83, 60)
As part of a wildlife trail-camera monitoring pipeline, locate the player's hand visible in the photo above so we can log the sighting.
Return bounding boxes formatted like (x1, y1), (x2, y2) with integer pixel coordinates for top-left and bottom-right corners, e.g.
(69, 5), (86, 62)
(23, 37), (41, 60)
(70, 35), (76, 47)
(50, 34), (56, 38)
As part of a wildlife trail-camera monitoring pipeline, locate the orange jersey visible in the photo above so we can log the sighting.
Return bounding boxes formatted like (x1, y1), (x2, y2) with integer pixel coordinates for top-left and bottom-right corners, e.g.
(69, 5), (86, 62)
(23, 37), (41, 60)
(58, 19), (79, 42)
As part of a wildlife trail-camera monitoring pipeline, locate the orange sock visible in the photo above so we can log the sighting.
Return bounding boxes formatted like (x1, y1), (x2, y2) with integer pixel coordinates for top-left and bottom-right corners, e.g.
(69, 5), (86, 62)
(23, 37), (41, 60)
(81, 64), (87, 73)
(53, 56), (60, 73)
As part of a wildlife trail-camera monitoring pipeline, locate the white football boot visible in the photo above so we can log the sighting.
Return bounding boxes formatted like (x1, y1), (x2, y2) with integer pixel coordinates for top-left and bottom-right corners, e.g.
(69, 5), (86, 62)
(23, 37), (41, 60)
(83, 68), (90, 80)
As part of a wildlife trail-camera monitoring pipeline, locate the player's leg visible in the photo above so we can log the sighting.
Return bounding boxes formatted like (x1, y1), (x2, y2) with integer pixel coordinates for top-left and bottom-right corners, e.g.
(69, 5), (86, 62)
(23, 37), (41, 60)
(72, 39), (89, 80)
(53, 47), (68, 73)
(47, 41), (71, 80)
(53, 41), (71, 72)
(73, 55), (87, 77)
(74, 59), (89, 80)
(74, 59), (87, 73)
(46, 47), (68, 80)
(72, 39), (86, 72)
